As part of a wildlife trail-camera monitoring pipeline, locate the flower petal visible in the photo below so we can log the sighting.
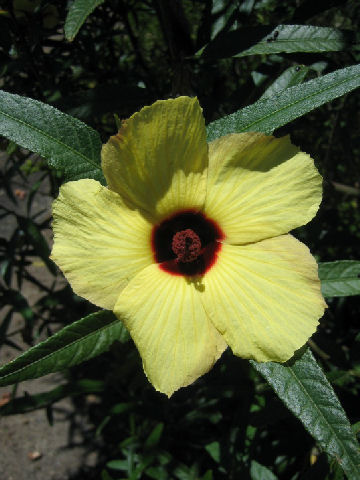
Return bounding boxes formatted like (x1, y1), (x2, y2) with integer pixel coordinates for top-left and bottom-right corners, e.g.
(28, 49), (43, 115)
(201, 235), (326, 362)
(205, 133), (322, 244)
(51, 179), (153, 310)
(114, 264), (227, 396)
(102, 96), (208, 221)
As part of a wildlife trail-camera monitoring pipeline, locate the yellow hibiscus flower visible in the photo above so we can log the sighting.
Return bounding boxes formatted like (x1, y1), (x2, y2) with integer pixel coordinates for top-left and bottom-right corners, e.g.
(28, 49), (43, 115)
(51, 96), (326, 397)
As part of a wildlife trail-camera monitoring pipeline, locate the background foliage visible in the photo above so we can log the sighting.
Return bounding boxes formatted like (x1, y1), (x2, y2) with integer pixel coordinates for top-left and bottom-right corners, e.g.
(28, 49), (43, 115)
(0, 0), (360, 479)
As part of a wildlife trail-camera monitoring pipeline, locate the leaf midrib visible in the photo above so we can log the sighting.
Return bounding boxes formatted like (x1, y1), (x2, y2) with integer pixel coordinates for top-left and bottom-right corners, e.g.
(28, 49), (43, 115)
(0, 108), (101, 171)
(0, 318), (119, 383)
(238, 71), (360, 132)
(287, 365), (360, 476)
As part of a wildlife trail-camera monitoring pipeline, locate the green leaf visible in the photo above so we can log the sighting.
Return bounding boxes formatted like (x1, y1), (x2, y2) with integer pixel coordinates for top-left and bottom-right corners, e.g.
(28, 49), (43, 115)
(65, 0), (105, 41)
(251, 349), (360, 480)
(250, 460), (278, 480)
(0, 90), (104, 183)
(353, 422), (360, 437)
(319, 261), (360, 297)
(107, 460), (128, 471)
(202, 25), (353, 59)
(260, 65), (309, 100)
(0, 310), (129, 387)
(145, 423), (164, 449)
(207, 63), (360, 141)
(205, 441), (220, 463)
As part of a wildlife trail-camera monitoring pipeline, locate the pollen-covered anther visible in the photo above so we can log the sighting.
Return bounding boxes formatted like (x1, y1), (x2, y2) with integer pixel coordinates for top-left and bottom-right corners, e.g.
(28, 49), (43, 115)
(172, 229), (202, 263)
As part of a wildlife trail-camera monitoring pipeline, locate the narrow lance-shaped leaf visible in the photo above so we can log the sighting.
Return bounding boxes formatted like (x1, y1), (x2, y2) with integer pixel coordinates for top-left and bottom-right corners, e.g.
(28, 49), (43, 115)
(0, 310), (129, 387)
(251, 349), (360, 480)
(319, 261), (360, 297)
(260, 65), (309, 100)
(207, 63), (360, 141)
(0, 90), (104, 183)
(202, 25), (353, 59)
(65, 0), (105, 41)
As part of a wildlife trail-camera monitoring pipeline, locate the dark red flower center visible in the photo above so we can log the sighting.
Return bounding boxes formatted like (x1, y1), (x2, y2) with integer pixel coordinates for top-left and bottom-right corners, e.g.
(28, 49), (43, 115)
(152, 210), (224, 276)
(172, 229), (202, 263)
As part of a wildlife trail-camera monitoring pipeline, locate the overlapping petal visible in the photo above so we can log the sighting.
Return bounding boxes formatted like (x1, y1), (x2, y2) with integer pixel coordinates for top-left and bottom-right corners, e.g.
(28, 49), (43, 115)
(102, 96), (208, 221)
(51, 95), (327, 396)
(114, 264), (227, 396)
(201, 235), (326, 363)
(205, 133), (322, 244)
(51, 179), (153, 310)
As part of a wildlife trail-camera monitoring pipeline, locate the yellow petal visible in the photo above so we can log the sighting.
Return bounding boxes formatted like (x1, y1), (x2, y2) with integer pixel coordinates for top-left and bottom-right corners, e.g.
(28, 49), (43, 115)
(51, 179), (153, 310)
(205, 133), (322, 244)
(102, 96), (208, 221)
(114, 264), (227, 396)
(201, 235), (326, 362)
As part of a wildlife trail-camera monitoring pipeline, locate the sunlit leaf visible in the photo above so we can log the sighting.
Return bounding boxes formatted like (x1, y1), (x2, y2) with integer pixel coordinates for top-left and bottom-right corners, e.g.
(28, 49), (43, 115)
(319, 261), (360, 297)
(65, 0), (104, 41)
(251, 349), (360, 480)
(207, 64), (360, 140)
(0, 90), (104, 182)
(202, 25), (353, 59)
(0, 310), (129, 387)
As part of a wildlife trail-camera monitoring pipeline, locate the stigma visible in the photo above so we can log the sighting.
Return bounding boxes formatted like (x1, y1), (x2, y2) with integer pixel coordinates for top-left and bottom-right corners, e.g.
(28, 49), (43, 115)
(172, 229), (202, 263)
